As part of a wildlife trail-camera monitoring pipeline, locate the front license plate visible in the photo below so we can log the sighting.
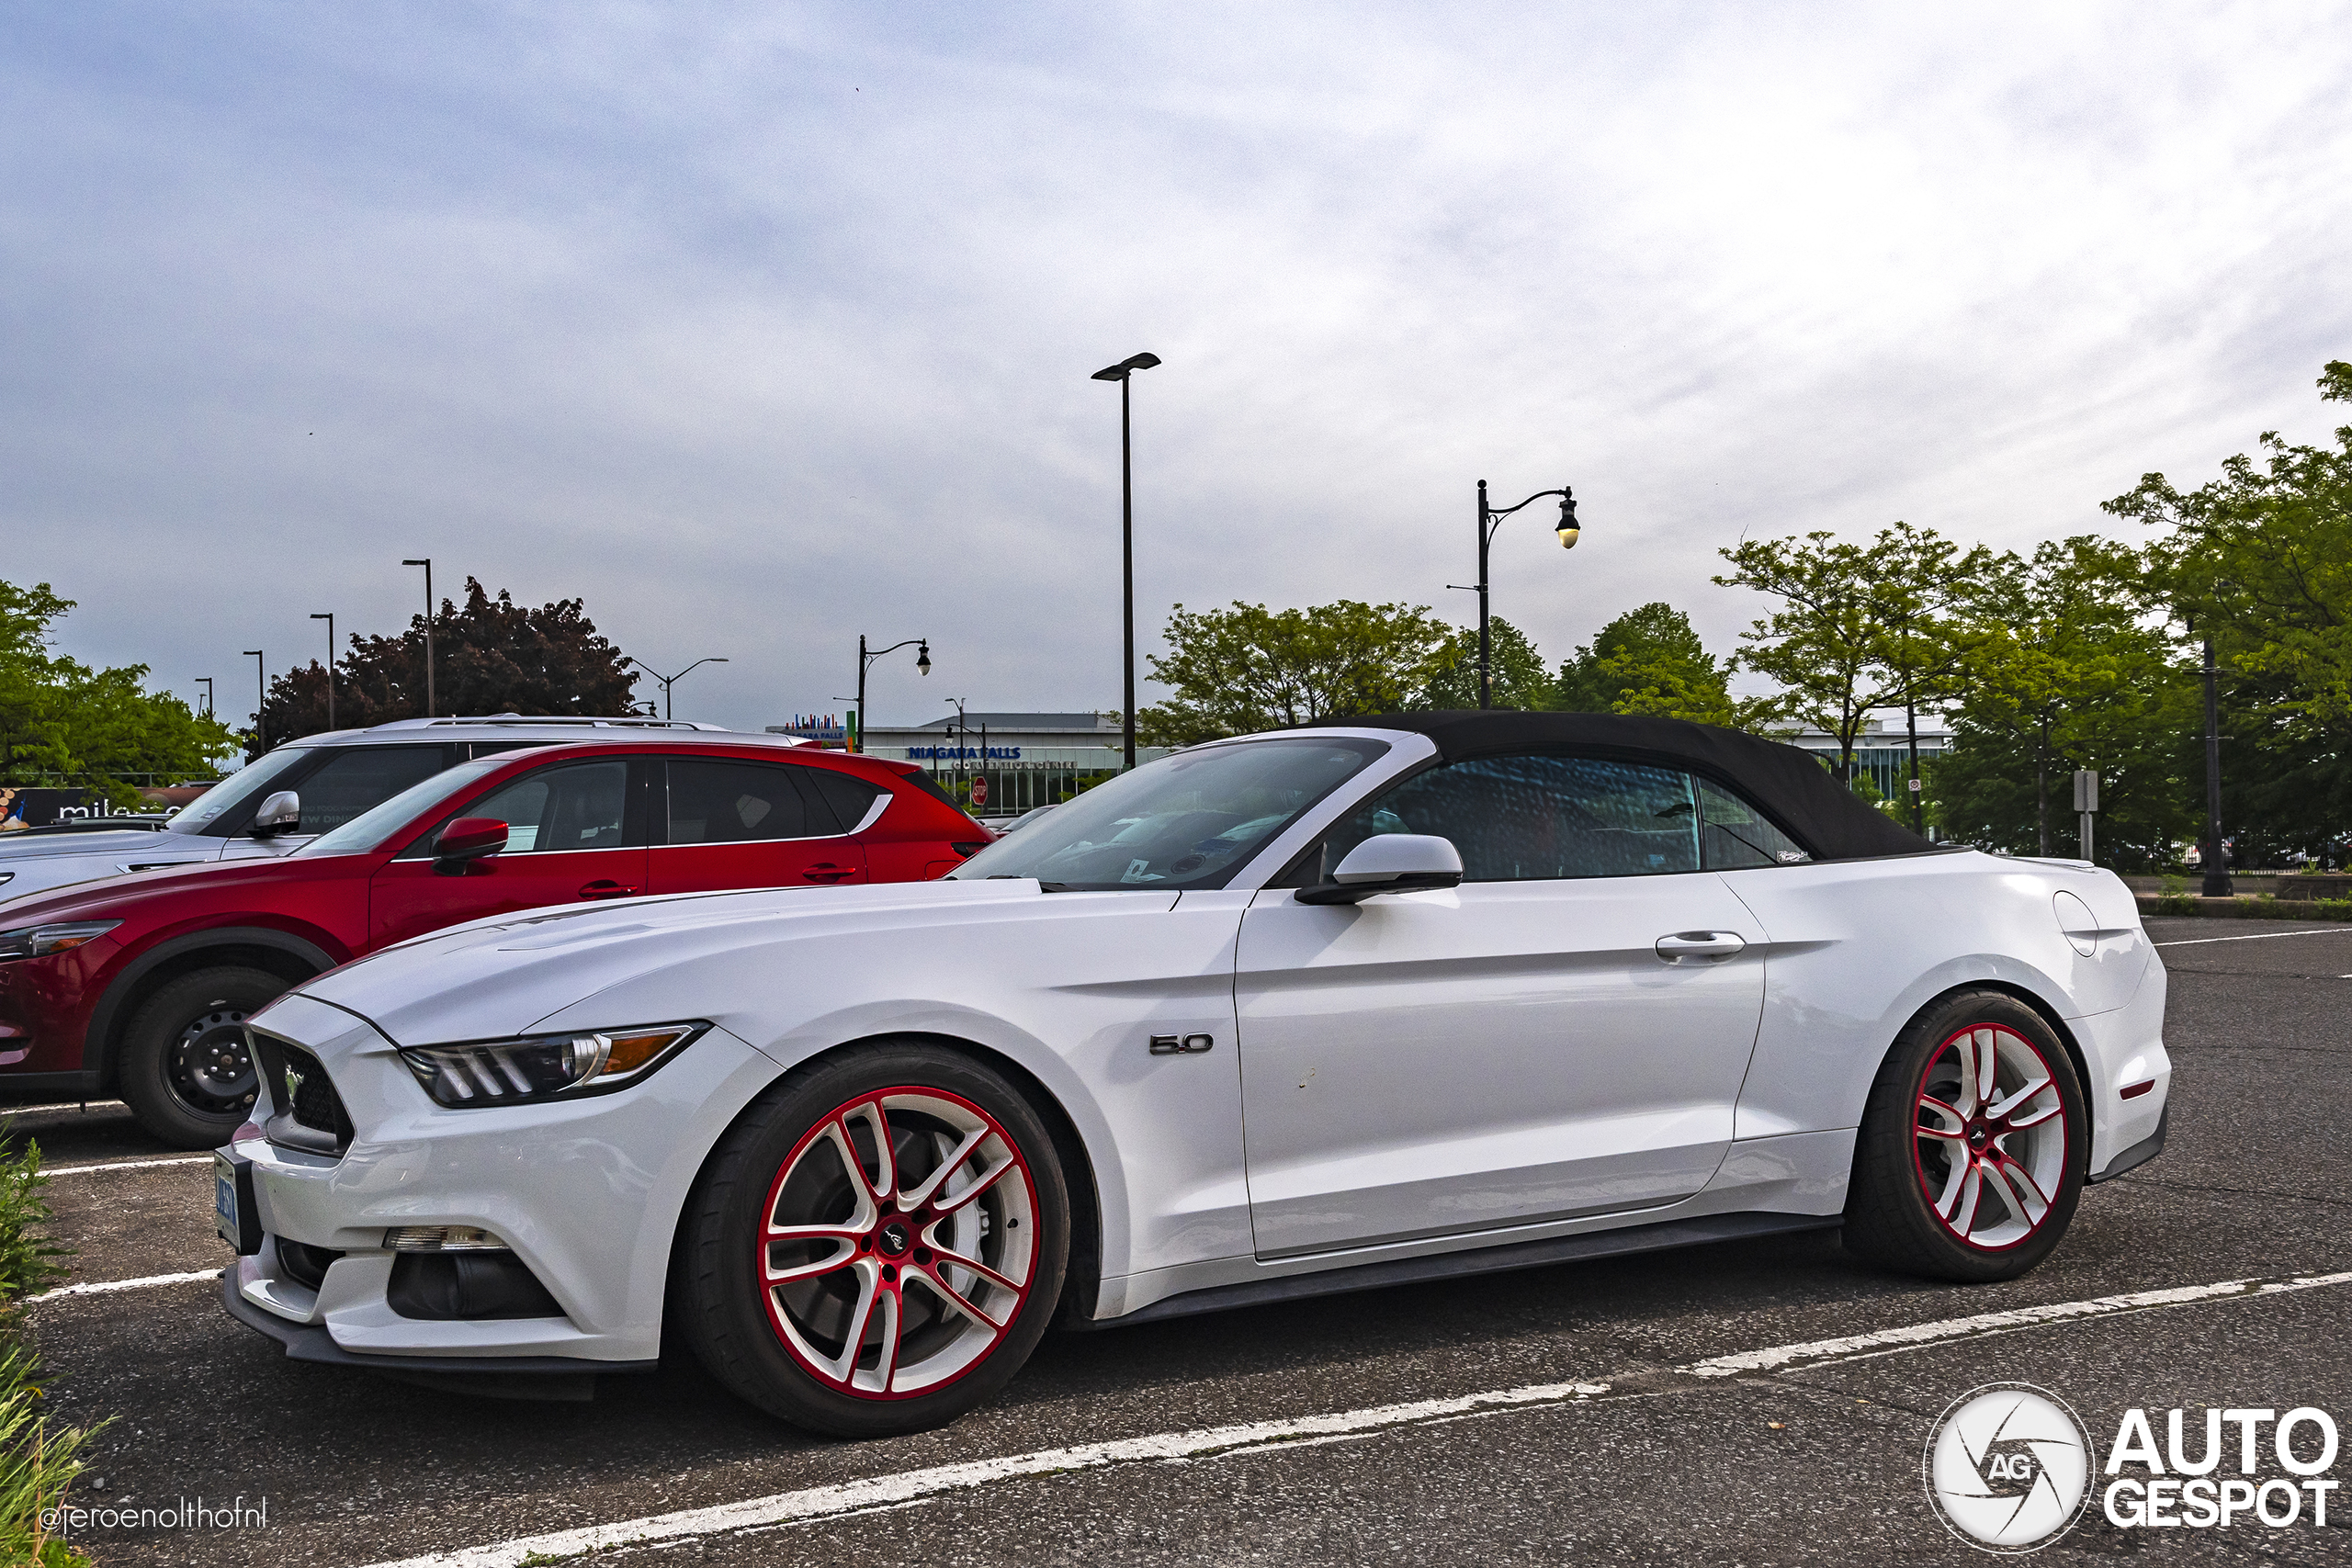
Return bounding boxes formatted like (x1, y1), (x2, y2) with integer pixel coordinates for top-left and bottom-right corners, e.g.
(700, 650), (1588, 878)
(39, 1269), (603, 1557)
(214, 1151), (259, 1255)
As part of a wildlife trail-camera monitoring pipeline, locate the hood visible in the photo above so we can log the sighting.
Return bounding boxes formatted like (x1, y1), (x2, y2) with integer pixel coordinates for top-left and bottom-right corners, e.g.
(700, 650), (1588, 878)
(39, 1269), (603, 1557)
(0, 828), (194, 862)
(288, 877), (1046, 1045)
(0, 852), (327, 926)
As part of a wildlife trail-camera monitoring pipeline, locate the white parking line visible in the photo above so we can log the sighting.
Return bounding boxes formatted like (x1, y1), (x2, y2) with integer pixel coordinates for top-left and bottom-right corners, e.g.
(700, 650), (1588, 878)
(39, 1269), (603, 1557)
(47, 1155), (211, 1176)
(1682, 1269), (2352, 1376)
(356, 1265), (2352, 1568)
(2153, 928), (2352, 946)
(27, 1269), (221, 1303)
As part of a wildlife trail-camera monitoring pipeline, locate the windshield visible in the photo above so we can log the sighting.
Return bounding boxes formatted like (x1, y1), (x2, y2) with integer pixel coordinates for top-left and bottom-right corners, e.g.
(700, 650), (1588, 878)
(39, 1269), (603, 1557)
(950, 737), (1387, 891)
(297, 757), (503, 858)
(165, 749), (311, 835)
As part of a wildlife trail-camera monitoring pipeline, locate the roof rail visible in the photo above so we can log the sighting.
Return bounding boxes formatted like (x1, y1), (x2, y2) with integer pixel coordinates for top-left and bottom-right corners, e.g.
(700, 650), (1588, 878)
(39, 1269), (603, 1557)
(360, 716), (736, 732)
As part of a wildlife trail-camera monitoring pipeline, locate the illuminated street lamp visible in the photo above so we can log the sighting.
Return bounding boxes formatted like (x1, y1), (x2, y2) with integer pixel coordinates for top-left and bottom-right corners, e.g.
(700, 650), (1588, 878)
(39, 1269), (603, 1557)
(1455, 480), (1580, 708)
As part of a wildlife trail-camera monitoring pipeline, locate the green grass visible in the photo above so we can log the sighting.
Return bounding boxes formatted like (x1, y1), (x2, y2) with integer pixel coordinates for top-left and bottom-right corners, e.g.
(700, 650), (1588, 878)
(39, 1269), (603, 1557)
(0, 1134), (99, 1567)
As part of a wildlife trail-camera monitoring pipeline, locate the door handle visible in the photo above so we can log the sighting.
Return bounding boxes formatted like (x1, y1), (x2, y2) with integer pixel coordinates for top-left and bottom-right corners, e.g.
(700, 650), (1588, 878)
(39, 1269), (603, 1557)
(578, 880), (639, 900)
(1655, 931), (1747, 963)
(802, 864), (855, 884)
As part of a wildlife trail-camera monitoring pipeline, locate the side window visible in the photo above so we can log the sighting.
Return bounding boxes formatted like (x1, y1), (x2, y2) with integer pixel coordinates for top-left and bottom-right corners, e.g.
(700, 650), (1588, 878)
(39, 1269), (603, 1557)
(425, 760), (629, 855)
(292, 747), (456, 835)
(1316, 752), (1702, 882)
(802, 766), (887, 832)
(1696, 778), (1811, 868)
(666, 760), (825, 844)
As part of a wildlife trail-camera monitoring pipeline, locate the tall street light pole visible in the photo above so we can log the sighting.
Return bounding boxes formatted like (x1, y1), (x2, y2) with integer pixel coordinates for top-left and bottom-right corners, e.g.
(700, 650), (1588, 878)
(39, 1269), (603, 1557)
(1460, 480), (1580, 708)
(626, 657), (729, 721)
(2200, 632), (2231, 898)
(855, 636), (932, 753)
(196, 677), (213, 717)
(243, 650), (266, 750)
(1091, 351), (1160, 770)
(401, 558), (435, 717)
(311, 612), (336, 731)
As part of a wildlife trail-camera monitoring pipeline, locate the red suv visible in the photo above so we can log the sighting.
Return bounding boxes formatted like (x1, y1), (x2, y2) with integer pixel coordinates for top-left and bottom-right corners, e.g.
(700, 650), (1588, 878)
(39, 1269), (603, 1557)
(0, 738), (985, 1146)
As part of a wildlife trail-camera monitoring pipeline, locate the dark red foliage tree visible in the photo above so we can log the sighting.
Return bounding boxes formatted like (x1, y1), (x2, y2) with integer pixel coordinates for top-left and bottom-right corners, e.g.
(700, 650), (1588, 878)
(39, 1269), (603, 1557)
(250, 579), (643, 758)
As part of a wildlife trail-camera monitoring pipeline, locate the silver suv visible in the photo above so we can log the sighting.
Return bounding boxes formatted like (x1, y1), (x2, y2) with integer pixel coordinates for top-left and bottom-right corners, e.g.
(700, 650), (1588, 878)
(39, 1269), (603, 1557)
(0, 716), (789, 907)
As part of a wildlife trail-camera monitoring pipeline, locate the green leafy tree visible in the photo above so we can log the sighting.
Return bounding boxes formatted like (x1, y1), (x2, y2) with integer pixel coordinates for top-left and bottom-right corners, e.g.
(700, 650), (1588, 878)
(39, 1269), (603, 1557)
(1551, 602), (1769, 728)
(1136, 600), (1453, 746)
(254, 578), (641, 756)
(2106, 360), (2352, 861)
(1415, 617), (1553, 711)
(1928, 537), (2195, 866)
(0, 580), (236, 801)
(1714, 524), (1992, 784)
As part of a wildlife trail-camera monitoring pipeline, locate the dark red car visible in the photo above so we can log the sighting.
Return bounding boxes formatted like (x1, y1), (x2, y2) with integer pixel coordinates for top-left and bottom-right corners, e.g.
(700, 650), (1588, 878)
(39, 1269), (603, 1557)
(0, 738), (985, 1146)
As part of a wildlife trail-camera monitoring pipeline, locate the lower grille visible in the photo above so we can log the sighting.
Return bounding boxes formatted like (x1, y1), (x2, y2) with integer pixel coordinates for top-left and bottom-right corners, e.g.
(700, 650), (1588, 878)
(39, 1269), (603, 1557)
(248, 1029), (355, 1157)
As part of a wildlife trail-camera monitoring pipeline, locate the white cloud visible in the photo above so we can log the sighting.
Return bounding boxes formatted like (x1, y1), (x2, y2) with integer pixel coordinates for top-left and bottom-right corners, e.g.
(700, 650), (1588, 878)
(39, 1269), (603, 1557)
(0, 1), (2346, 729)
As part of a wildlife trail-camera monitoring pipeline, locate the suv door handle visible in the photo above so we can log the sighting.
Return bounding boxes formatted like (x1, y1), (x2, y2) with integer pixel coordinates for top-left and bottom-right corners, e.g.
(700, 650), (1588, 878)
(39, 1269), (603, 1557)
(802, 864), (855, 884)
(1655, 931), (1747, 963)
(578, 880), (639, 900)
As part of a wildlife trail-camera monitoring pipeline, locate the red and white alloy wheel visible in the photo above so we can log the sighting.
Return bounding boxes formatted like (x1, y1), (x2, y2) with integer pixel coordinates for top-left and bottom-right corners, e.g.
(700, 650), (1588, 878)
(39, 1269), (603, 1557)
(757, 1087), (1038, 1399)
(1912, 1023), (2070, 1250)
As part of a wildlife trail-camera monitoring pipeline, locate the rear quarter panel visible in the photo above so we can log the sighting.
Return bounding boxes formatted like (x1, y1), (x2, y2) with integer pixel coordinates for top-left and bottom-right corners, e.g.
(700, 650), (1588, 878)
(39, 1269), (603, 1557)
(1716, 850), (2157, 1159)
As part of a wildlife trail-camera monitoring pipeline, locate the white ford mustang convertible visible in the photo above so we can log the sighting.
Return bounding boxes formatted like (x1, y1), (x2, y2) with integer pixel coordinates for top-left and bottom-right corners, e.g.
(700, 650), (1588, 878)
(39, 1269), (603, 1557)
(218, 713), (2170, 1436)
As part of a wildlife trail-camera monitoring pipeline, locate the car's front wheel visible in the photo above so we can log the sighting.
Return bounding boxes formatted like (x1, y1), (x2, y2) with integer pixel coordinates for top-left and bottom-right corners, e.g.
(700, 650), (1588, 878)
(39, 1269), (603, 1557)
(1843, 990), (2086, 1282)
(117, 965), (288, 1149)
(674, 1042), (1070, 1438)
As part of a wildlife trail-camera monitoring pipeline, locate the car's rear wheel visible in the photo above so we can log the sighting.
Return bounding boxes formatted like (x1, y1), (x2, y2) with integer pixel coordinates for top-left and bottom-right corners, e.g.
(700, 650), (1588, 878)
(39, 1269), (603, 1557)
(118, 966), (287, 1149)
(674, 1042), (1069, 1438)
(1843, 990), (2086, 1282)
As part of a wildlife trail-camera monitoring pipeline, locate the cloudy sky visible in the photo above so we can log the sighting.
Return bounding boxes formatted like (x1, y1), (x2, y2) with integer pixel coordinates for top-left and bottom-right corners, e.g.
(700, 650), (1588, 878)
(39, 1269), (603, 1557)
(5, 2), (2348, 737)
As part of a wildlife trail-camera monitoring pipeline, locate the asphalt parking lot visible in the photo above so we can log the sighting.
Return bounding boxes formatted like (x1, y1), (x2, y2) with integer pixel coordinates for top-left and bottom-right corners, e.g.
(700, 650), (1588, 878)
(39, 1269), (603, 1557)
(14, 914), (2351, 1565)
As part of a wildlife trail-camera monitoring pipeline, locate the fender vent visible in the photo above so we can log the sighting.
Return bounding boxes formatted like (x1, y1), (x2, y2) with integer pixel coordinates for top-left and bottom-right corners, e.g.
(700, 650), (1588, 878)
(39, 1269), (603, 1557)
(248, 1030), (355, 1157)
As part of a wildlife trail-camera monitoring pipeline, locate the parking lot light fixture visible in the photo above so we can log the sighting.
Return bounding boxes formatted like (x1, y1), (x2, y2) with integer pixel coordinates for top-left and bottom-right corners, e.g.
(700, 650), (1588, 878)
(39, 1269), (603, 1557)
(243, 650), (266, 749)
(311, 613), (336, 731)
(626, 656), (729, 722)
(1091, 351), (1161, 771)
(402, 558), (435, 716)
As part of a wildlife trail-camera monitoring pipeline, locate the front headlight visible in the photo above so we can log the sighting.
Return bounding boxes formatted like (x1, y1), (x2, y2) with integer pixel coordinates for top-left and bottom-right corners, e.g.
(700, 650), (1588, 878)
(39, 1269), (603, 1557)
(397, 1021), (706, 1108)
(0, 920), (120, 962)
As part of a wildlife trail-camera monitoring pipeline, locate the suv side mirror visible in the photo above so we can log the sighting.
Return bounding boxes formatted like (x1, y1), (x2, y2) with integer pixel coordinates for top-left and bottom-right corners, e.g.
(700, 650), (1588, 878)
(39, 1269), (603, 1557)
(432, 817), (509, 874)
(1295, 834), (1464, 905)
(250, 791), (302, 838)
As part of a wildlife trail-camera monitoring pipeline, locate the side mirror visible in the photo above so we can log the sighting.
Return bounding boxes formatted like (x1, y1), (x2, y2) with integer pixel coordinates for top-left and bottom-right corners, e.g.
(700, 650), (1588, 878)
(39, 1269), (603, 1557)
(250, 791), (302, 838)
(1295, 834), (1464, 906)
(432, 816), (509, 874)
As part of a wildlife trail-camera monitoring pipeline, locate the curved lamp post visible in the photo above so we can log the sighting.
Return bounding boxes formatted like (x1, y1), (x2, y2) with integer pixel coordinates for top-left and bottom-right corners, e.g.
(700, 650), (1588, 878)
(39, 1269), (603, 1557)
(1459, 480), (1579, 708)
(1091, 351), (1161, 770)
(855, 637), (931, 752)
(627, 656), (728, 721)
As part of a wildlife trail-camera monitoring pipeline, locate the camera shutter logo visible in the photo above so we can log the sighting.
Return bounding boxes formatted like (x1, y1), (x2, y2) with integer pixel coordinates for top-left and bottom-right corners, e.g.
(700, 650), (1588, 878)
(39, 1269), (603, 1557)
(1924, 1382), (2092, 1552)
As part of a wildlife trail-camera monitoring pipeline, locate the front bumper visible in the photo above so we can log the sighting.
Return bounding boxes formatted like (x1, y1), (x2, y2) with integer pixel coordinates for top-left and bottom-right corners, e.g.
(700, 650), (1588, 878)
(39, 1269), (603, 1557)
(220, 1269), (654, 1398)
(224, 992), (785, 1370)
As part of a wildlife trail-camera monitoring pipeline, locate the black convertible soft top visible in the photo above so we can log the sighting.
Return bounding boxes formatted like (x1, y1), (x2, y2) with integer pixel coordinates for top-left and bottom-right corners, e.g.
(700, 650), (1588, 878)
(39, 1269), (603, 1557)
(1303, 710), (1933, 862)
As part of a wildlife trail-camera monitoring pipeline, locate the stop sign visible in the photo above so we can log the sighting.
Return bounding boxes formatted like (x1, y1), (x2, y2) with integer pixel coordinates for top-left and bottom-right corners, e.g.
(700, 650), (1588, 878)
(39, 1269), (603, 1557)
(969, 775), (988, 808)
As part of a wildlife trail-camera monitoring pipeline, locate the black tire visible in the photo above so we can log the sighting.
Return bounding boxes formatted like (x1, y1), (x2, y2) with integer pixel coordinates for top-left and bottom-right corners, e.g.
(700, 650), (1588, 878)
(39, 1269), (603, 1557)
(117, 966), (288, 1149)
(674, 1041), (1069, 1439)
(1843, 989), (2086, 1283)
